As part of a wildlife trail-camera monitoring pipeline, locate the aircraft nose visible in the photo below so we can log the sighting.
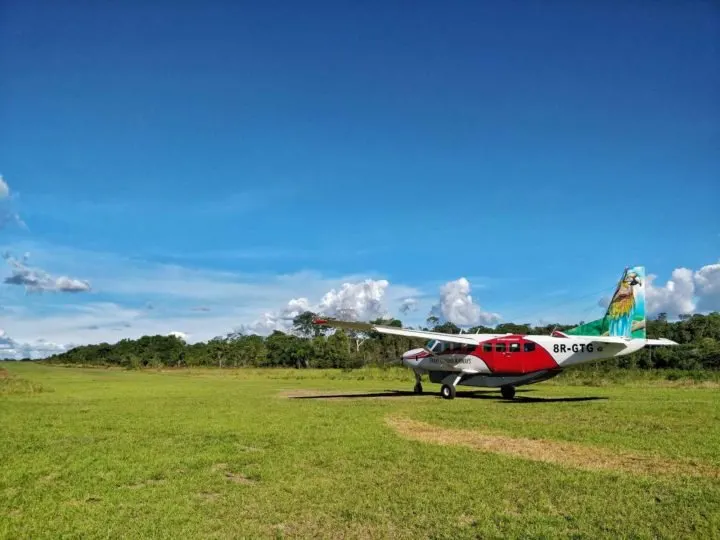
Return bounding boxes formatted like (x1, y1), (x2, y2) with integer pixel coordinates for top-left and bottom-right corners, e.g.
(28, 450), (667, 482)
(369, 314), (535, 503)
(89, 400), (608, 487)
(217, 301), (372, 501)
(403, 348), (427, 361)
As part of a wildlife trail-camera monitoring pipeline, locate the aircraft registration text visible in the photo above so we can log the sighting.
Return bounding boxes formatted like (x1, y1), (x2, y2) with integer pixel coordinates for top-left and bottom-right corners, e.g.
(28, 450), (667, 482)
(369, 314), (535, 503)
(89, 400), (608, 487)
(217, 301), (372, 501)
(553, 343), (598, 353)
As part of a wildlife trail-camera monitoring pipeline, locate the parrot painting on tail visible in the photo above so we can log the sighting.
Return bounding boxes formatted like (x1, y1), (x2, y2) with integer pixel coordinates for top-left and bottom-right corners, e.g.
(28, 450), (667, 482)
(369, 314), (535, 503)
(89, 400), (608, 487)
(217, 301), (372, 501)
(605, 269), (642, 338)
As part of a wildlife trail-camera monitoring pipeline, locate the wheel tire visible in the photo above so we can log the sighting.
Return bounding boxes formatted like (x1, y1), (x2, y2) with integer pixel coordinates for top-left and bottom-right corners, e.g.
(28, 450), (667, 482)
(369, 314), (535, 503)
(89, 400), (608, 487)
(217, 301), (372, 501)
(441, 384), (456, 400)
(500, 386), (516, 400)
(414, 383), (423, 394)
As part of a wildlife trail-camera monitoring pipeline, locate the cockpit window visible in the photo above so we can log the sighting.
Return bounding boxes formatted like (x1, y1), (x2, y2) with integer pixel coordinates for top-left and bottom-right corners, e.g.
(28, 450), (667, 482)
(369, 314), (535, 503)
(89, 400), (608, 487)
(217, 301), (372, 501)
(426, 339), (439, 352)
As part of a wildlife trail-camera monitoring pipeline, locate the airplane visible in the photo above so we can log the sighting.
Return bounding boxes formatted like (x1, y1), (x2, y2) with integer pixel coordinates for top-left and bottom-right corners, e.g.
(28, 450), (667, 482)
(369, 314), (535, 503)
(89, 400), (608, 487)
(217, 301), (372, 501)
(313, 266), (678, 400)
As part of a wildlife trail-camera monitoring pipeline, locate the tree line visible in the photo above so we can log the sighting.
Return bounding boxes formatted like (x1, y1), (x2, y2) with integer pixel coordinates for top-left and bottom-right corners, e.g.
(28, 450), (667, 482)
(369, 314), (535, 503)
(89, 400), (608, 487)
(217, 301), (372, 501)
(35, 311), (720, 371)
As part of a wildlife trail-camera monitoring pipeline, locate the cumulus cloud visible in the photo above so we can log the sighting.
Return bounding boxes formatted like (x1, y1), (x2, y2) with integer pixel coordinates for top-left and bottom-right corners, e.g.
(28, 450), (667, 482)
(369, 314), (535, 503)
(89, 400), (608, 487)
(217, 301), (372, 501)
(430, 277), (501, 327)
(317, 279), (389, 321)
(399, 297), (418, 314)
(282, 297), (311, 319)
(694, 262), (720, 312)
(168, 331), (188, 342)
(236, 312), (287, 336)
(237, 280), (390, 336)
(236, 297), (315, 335)
(645, 268), (696, 317)
(2, 252), (91, 294)
(239, 277), (502, 336)
(0, 329), (67, 360)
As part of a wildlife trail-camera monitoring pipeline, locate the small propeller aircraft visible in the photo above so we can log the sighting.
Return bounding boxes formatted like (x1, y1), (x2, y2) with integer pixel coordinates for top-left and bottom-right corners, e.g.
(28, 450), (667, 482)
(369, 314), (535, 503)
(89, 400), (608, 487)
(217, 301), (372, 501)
(314, 266), (678, 400)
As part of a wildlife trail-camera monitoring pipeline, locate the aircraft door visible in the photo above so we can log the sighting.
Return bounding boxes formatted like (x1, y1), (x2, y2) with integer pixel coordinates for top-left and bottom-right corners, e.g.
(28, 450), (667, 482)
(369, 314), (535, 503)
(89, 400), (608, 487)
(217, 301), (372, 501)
(489, 339), (523, 374)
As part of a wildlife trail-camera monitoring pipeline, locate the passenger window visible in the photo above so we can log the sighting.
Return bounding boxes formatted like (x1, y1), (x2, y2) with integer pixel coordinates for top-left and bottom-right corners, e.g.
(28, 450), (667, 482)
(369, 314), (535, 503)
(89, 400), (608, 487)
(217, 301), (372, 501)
(482, 343), (492, 352)
(509, 343), (520, 353)
(467, 345), (476, 353)
(495, 343), (506, 352)
(523, 342), (536, 352)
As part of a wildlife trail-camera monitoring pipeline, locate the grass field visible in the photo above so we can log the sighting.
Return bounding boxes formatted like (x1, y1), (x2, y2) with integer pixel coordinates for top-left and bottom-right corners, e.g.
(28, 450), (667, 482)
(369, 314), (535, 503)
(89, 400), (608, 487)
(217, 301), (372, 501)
(2, 363), (720, 539)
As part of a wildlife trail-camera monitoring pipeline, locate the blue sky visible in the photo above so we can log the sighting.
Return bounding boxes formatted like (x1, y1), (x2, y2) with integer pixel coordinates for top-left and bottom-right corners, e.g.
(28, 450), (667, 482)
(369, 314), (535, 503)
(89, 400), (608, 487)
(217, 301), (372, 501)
(1, 1), (718, 354)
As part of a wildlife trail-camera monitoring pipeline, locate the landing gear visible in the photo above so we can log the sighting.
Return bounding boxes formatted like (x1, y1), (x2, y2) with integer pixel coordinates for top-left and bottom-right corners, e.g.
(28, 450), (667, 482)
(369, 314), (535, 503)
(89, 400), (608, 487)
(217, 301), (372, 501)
(500, 385), (516, 400)
(440, 384), (456, 400)
(441, 374), (464, 400)
(413, 371), (423, 394)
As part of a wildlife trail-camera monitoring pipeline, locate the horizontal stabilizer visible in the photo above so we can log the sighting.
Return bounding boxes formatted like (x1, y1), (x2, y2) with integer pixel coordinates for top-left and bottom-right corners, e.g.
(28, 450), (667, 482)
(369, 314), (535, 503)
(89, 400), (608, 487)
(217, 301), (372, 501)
(645, 338), (679, 346)
(576, 335), (678, 348)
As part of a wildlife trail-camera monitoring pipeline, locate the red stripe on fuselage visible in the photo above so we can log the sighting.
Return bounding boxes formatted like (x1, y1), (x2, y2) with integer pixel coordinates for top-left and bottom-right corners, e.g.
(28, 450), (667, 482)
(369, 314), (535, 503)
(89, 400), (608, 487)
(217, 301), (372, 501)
(434, 335), (558, 375)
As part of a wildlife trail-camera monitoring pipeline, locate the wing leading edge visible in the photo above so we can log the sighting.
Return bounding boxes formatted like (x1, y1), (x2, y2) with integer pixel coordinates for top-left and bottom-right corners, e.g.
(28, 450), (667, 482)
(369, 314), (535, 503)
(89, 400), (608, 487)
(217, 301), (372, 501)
(312, 318), (481, 345)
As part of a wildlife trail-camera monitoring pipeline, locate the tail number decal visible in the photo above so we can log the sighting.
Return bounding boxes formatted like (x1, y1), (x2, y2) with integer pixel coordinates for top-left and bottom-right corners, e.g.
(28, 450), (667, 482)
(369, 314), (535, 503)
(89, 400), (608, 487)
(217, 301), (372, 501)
(553, 343), (595, 354)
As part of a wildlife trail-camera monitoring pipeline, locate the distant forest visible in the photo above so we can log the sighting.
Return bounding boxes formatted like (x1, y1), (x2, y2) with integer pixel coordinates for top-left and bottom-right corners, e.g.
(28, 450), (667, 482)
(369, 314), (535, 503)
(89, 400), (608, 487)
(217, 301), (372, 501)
(29, 311), (720, 371)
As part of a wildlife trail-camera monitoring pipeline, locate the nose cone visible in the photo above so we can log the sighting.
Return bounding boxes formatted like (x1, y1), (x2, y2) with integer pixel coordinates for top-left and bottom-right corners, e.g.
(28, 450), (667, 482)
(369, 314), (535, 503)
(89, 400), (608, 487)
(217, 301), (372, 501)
(403, 348), (428, 363)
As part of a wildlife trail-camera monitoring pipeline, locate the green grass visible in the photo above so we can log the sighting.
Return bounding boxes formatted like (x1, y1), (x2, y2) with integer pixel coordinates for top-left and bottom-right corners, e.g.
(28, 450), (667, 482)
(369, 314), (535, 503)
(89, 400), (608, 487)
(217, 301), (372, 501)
(1, 363), (719, 539)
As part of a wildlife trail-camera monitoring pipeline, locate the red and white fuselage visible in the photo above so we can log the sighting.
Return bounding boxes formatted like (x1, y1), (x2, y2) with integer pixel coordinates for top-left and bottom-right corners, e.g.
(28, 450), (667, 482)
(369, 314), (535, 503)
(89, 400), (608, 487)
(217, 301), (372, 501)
(401, 333), (646, 388)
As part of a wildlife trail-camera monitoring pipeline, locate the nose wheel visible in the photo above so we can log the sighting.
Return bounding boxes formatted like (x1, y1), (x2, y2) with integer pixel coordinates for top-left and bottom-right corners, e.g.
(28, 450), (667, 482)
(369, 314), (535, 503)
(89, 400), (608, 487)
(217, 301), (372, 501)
(500, 386), (516, 400)
(413, 371), (423, 394)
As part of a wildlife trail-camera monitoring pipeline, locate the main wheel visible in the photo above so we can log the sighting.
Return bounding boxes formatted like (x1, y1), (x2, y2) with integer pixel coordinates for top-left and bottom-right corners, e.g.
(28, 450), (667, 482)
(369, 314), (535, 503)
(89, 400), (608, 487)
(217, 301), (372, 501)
(413, 382), (423, 394)
(500, 386), (516, 400)
(440, 384), (456, 400)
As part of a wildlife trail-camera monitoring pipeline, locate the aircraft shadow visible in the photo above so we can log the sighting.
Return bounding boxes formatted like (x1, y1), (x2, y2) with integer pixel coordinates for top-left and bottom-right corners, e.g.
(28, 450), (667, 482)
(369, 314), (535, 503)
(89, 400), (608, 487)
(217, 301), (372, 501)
(451, 391), (607, 403)
(289, 389), (606, 403)
(290, 390), (422, 400)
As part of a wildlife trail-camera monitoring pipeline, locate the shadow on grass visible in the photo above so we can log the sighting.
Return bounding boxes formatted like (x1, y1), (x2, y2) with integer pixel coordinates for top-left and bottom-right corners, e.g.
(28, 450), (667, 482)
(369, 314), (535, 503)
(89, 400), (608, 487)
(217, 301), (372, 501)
(289, 388), (607, 403)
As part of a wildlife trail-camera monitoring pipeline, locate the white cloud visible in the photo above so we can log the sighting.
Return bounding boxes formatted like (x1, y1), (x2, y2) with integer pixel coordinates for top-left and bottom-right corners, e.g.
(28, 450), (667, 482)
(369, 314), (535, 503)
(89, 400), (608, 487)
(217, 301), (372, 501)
(54, 276), (92, 292)
(0, 176), (25, 230)
(282, 297), (311, 319)
(236, 312), (287, 336)
(317, 279), (389, 321)
(0, 176), (9, 199)
(168, 331), (188, 342)
(694, 262), (720, 312)
(640, 261), (720, 318)
(399, 297), (418, 314)
(0, 328), (67, 360)
(236, 280), (403, 336)
(2, 252), (91, 294)
(430, 277), (501, 327)
(0, 241), (414, 345)
(236, 298), (313, 335)
(0, 301), (241, 349)
(646, 267), (696, 317)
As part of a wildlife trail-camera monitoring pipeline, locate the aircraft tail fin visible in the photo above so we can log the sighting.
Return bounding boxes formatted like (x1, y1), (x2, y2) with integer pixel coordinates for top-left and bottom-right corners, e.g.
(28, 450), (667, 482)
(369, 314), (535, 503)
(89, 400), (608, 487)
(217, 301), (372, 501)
(565, 266), (647, 339)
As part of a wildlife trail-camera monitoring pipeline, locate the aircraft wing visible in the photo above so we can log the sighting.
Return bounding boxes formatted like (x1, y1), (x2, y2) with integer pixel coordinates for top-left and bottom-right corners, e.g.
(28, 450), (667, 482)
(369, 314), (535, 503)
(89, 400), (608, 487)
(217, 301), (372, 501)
(313, 318), (480, 345)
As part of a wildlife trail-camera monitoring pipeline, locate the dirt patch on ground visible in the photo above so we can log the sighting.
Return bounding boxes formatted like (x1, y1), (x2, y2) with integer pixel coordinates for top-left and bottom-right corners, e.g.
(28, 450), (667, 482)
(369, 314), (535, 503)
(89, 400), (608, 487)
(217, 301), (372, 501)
(386, 416), (720, 479)
(0, 367), (9, 378)
(125, 478), (166, 490)
(212, 462), (256, 485)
